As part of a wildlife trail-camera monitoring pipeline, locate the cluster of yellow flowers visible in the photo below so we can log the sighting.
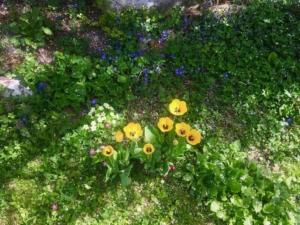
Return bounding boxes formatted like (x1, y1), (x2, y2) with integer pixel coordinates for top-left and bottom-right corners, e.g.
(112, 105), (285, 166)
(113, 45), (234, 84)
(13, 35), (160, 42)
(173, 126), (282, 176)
(102, 99), (202, 157)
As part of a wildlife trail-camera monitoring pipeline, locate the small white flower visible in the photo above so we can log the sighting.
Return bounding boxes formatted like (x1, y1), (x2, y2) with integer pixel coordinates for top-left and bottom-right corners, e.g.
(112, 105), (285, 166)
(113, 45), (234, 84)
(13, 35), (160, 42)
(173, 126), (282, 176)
(90, 125), (97, 132)
(98, 106), (104, 111)
(90, 121), (97, 131)
(103, 103), (110, 109)
(82, 125), (89, 130)
(97, 117), (104, 123)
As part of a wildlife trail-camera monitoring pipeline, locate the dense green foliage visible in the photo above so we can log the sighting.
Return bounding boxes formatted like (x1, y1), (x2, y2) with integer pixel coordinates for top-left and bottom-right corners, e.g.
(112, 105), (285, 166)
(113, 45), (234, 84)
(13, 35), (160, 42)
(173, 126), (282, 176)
(0, 0), (299, 224)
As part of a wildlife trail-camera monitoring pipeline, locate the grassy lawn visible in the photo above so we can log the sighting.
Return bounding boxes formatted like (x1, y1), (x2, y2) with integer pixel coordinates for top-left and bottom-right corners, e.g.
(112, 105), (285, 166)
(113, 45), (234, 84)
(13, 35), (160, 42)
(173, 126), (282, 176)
(0, 0), (299, 224)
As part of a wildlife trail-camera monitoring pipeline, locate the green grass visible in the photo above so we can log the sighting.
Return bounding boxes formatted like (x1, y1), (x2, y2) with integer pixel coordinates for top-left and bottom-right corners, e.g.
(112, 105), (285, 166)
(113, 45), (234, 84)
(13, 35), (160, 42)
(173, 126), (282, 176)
(0, 0), (300, 224)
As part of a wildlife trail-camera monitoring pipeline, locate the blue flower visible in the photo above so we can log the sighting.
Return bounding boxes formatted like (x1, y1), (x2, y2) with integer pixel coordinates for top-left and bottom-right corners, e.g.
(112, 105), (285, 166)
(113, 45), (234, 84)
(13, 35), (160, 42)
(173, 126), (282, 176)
(129, 51), (143, 59)
(136, 33), (145, 42)
(101, 52), (107, 60)
(36, 82), (46, 92)
(90, 98), (97, 107)
(158, 30), (171, 44)
(183, 16), (190, 29)
(175, 66), (185, 76)
(285, 117), (293, 126)
(223, 72), (230, 79)
(20, 115), (28, 124)
(142, 68), (150, 85)
(97, 48), (107, 60)
(164, 53), (176, 59)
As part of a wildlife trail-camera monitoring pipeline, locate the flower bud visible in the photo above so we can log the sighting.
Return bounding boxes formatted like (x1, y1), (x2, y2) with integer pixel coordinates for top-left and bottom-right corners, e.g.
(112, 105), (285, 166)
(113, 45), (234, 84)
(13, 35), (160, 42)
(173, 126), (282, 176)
(173, 139), (179, 145)
(89, 148), (96, 157)
(51, 203), (59, 211)
(169, 165), (176, 171)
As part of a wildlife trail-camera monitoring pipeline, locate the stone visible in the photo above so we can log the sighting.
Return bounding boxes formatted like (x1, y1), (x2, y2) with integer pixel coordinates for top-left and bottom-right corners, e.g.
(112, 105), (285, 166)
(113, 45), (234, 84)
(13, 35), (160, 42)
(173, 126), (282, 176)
(111, 0), (182, 9)
(0, 76), (32, 97)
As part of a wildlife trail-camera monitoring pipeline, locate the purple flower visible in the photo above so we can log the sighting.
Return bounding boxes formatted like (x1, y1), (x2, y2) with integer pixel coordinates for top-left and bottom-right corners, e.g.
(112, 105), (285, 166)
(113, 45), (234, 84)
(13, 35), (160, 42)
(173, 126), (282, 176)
(97, 48), (107, 60)
(129, 51), (143, 59)
(183, 16), (190, 29)
(90, 98), (97, 107)
(175, 66), (185, 76)
(101, 52), (107, 60)
(158, 30), (171, 44)
(36, 82), (46, 92)
(51, 203), (59, 211)
(136, 33), (145, 42)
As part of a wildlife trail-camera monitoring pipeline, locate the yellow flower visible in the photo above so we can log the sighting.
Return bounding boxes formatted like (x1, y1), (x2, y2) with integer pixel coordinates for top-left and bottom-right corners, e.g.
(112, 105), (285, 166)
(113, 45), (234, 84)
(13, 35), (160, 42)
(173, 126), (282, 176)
(157, 117), (174, 132)
(102, 145), (114, 157)
(143, 143), (155, 155)
(114, 130), (124, 142)
(169, 99), (188, 116)
(175, 122), (191, 137)
(123, 122), (143, 141)
(186, 129), (202, 145)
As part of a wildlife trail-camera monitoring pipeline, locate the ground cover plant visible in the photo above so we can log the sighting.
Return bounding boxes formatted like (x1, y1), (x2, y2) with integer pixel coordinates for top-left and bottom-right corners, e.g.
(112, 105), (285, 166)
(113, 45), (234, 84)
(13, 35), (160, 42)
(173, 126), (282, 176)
(0, 0), (300, 224)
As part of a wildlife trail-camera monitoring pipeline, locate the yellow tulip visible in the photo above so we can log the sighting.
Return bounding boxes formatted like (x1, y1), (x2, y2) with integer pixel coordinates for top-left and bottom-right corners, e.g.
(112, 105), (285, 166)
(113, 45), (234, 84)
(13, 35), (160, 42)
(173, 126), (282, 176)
(143, 143), (155, 155)
(102, 145), (114, 157)
(186, 129), (202, 145)
(169, 99), (187, 116)
(157, 117), (174, 132)
(123, 122), (143, 141)
(175, 122), (191, 137)
(114, 130), (124, 142)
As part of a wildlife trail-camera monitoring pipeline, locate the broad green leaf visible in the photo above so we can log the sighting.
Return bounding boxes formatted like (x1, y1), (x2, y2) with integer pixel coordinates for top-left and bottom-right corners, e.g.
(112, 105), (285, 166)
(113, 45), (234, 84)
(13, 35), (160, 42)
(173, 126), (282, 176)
(210, 201), (222, 213)
(42, 27), (53, 35)
(230, 195), (243, 207)
(230, 140), (241, 152)
(216, 210), (227, 220)
(117, 75), (127, 83)
(182, 174), (193, 182)
(144, 125), (159, 144)
(263, 203), (274, 214)
(229, 180), (241, 193)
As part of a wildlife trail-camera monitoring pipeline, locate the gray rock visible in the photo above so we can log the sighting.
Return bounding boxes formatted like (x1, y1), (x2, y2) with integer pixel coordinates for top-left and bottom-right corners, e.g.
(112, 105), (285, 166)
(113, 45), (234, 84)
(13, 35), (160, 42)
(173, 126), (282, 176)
(111, 0), (182, 9)
(0, 76), (32, 97)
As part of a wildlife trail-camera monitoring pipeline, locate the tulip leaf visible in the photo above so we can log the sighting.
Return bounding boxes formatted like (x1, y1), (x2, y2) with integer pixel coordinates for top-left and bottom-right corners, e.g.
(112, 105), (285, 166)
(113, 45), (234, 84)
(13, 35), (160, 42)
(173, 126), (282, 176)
(42, 27), (53, 35)
(144, 125), (159, 144)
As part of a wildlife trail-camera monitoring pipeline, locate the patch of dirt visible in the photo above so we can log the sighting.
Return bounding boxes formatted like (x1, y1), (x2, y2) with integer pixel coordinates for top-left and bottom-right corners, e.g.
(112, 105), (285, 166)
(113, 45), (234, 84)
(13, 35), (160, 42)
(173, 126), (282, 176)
(126, 97), (161, 122)
(36, 47), (54, 64)
(45, 8), (105, 53)
(0, 44), (24, 71)
(186, 3), (244, 17)
(0, 3), (9, 22)
(248, 146), (264, 162)
(79, 29), (106, 53)
(209, 3), (245, 16)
